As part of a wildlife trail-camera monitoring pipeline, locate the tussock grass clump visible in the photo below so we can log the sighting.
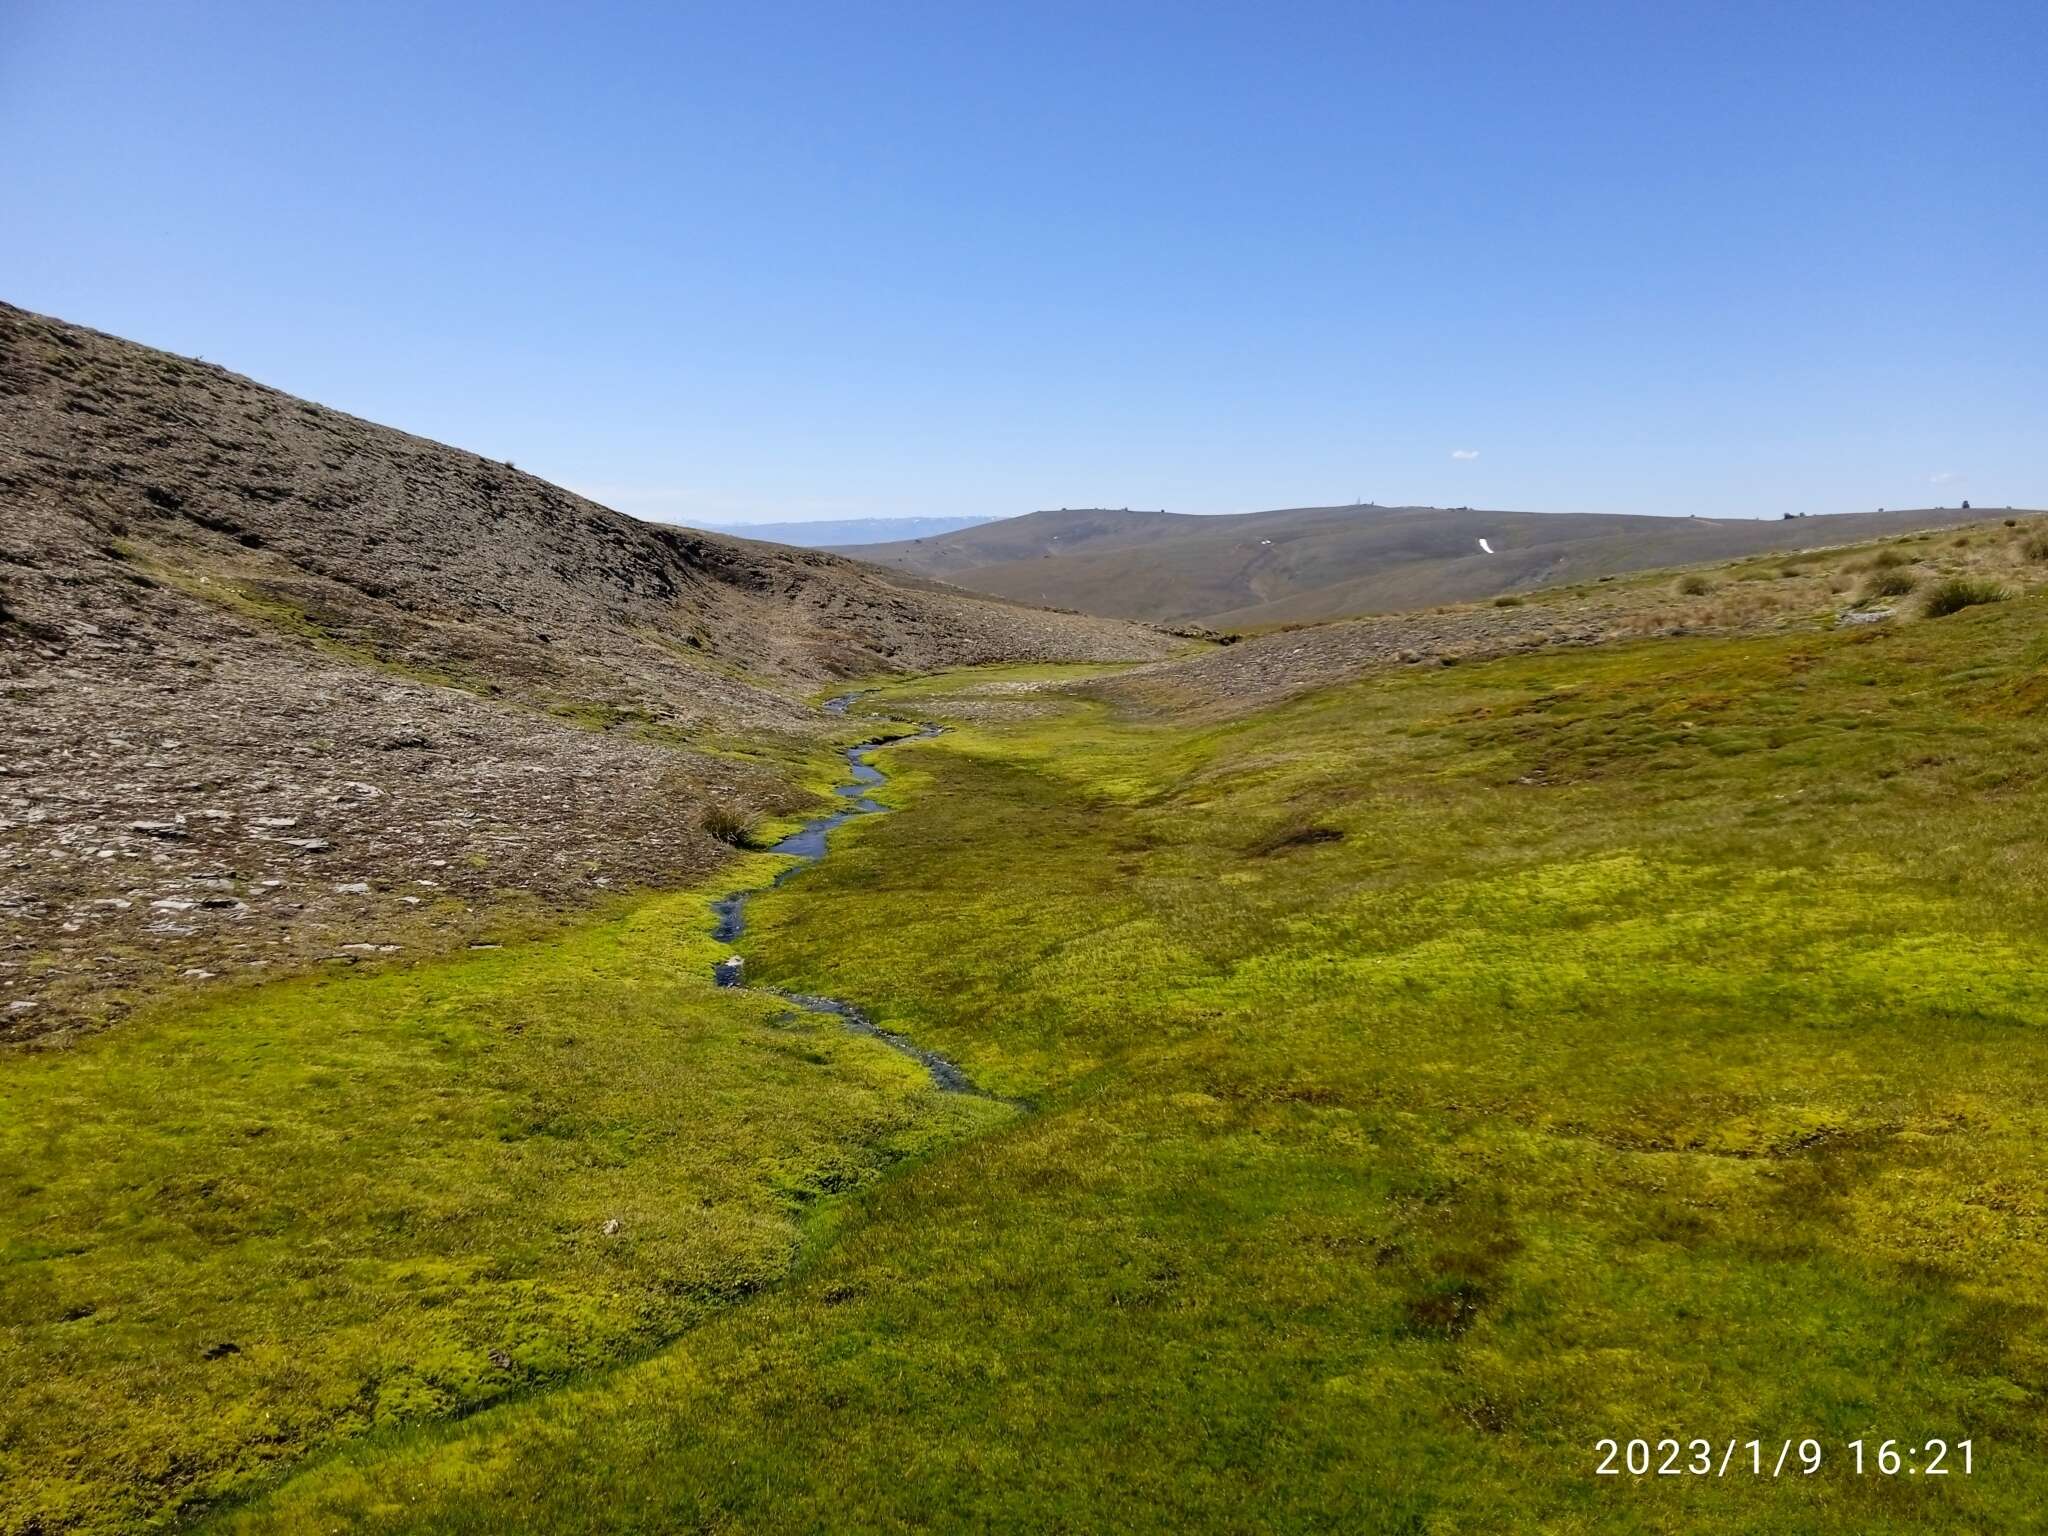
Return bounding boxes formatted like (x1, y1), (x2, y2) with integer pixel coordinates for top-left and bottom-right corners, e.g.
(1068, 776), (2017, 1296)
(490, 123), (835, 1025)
(1865, 548), (1909, 570)
(1861, 569), (1918, 600)
(1675, 573), (1712, 596)
(1921, 575), (2009, 617)
(2023, 530), (2048, 562)
(1492, 594), (1524, 608)
(696, 802), (759, 847)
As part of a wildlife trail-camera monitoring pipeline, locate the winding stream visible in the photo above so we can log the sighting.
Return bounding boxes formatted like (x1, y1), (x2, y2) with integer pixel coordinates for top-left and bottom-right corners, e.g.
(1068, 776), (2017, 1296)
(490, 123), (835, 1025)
(709, 697), (992, 1098)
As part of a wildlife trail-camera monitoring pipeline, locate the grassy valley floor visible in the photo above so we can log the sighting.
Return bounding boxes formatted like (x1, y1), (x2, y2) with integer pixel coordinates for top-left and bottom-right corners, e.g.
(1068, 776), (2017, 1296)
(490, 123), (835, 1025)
(8, 599), (2048, 1533)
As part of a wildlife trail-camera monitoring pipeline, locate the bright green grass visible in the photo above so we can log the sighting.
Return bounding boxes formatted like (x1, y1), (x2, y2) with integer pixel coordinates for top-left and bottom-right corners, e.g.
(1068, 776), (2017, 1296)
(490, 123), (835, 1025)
(0, 853), (1008, 1534)
(15, 602), (2048, 1533)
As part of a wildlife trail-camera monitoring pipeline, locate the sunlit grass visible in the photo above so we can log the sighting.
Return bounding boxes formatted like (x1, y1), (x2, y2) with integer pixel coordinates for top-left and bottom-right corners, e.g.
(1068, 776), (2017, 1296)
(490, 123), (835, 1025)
(196, 595), (2048, 1533)
(0, 857), (1006, 1533)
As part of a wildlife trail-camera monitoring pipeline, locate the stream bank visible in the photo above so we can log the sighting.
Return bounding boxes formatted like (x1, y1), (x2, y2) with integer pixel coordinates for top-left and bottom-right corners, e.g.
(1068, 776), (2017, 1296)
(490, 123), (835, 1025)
(710, 700), (994, 1098)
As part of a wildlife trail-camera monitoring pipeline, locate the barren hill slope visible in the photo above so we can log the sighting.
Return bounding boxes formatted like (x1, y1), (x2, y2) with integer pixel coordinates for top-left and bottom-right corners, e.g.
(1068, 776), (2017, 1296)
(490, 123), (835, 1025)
(0, 302), (1172, 1037)
(838, 502), (2004, 625)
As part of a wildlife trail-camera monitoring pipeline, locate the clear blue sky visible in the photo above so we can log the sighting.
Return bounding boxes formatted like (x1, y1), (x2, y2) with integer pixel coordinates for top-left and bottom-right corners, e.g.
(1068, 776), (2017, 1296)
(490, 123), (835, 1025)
(5, 2), (2043, 524)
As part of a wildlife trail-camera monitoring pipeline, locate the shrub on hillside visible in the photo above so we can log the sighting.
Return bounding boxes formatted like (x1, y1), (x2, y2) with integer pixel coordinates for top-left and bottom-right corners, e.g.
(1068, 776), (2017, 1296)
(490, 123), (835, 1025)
(1861, 569), (1918, 600)
(1492, 594), (1524, 607)
(1866, 548), (1908, 569)
(2023, 530), (2048, 562)
(1675, 574), (1712, 596)
(1921, 576), (2009, 618)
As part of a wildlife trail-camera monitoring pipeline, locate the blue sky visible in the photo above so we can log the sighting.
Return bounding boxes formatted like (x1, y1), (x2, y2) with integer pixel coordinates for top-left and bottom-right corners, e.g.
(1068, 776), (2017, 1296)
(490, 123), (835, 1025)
(4, 2), (2043, 524)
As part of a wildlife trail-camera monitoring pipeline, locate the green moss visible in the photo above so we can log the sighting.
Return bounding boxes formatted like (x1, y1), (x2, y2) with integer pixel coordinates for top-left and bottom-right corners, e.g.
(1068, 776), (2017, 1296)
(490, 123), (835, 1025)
(18, 598), (2048, 1533)
(192, 603), (2045, 1529)
(0, 866), (1004, 1534)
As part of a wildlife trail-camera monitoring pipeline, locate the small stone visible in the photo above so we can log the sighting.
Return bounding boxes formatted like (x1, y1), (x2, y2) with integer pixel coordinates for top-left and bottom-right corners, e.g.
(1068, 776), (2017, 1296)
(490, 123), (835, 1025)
(488, 1348), (513, 1370)
(601, 1218), (622, 1236)
(334, 882), (370, 895)
(130, 821), (187, 839)
(282, 838), (332, 854)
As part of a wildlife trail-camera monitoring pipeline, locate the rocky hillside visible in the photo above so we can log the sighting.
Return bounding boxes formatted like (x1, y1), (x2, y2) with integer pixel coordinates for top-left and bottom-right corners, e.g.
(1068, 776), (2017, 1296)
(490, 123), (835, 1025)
(835, 502), (2009, 626)
(0, 302), (1174, 1039)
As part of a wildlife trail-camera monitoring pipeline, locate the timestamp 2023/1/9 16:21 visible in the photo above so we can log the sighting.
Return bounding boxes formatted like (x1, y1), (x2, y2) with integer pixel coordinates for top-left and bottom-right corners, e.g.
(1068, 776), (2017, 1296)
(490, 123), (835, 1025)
(1596, 1438), (1975, 1478)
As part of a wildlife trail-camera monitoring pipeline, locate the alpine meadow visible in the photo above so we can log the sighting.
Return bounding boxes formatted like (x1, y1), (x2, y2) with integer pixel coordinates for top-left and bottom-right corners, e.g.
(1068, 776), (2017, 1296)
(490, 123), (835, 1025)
(5, 3), (2047, 1532)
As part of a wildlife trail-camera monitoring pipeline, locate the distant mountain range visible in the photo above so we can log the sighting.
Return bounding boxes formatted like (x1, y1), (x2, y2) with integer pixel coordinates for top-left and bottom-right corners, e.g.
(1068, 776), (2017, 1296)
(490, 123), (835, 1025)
(831, 503), (2013, 627)
(695, 515), (996, 548)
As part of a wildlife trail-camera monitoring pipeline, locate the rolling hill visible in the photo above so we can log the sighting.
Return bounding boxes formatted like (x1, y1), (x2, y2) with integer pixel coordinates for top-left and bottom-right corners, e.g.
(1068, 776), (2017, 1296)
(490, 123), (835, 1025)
(0, 301), (1171, 1038)
(834, 502), (2009, 626)
(692, 515), (995, 548)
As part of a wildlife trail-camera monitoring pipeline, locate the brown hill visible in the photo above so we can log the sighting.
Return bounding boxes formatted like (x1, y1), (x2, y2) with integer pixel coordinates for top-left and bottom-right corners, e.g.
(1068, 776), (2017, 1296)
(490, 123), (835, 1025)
(834, 502), (2010, 626)
(0, 302), (1172, 1038)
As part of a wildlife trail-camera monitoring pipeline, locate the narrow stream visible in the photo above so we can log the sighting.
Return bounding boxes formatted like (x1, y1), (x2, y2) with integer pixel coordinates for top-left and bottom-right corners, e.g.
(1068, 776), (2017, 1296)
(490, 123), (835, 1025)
(709, 697), (992, 1097)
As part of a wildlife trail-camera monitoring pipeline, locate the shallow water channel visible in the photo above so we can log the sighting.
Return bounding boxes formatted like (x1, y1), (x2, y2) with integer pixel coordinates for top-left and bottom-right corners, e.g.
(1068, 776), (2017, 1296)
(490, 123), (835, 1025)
(708, 700), (987, 1096)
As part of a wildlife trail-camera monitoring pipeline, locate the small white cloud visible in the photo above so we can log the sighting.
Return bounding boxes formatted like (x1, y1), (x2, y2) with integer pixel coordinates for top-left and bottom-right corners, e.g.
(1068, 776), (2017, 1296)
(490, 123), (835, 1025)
(1451, 448), (1480, 461)
(1928, 470), (1963, 485)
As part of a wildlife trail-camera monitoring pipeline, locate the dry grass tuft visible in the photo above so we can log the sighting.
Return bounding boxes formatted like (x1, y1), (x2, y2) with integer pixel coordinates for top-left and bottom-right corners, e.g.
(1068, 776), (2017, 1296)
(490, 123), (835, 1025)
(696, 803), (759, 847)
